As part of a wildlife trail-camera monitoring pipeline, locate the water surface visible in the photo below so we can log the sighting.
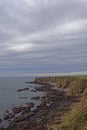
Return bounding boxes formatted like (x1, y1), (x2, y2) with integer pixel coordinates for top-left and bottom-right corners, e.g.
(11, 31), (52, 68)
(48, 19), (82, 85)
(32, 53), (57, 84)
(0, 77), (44, 119)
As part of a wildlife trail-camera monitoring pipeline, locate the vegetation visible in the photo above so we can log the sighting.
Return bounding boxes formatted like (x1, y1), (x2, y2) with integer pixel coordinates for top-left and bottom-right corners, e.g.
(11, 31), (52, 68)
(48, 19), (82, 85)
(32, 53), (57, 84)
(58, 89), (87, 130)
(35, 75), (87, 130)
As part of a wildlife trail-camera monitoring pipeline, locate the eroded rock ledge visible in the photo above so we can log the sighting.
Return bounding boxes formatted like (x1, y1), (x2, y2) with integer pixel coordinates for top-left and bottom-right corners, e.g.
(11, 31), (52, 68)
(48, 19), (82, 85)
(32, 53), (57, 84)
(35, 76), (87, 96)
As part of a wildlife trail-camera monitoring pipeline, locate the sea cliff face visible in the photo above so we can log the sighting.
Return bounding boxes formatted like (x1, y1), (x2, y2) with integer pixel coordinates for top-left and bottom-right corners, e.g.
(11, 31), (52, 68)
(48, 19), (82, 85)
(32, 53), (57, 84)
(35, 76), (87, 96)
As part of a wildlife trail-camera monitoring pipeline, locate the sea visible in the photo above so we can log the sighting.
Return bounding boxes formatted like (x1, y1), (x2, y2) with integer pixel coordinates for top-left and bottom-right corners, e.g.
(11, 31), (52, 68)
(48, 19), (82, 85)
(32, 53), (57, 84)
(0, 77), (44, 127)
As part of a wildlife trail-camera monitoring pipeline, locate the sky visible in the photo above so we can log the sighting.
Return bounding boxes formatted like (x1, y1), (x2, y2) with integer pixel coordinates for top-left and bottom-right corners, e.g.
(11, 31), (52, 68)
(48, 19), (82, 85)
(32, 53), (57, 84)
(0, 0), (87, 77)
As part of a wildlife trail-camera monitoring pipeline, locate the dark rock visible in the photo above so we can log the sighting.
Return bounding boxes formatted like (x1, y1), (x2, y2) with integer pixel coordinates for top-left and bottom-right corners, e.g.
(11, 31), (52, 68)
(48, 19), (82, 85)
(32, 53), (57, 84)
(31, 96), (40, 100)
(13, 112), (34, 123)
(30, 90), (37, 92)
(41, 96), (46, 100)
(35, 85), (52, 91)
(12, 106), (26, 114)
(3, 114), (9, 120)
(15, 87), (29, 92)
(0, 127), (4, 130)
(0, 118), (2, 123)
(26, 102), (34, 108)
(12, 103), (34, 116)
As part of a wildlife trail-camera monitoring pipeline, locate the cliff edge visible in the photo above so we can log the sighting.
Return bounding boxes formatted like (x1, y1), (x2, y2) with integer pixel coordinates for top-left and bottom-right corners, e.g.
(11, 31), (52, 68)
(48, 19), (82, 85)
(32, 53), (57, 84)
(35, 76), (87, 130)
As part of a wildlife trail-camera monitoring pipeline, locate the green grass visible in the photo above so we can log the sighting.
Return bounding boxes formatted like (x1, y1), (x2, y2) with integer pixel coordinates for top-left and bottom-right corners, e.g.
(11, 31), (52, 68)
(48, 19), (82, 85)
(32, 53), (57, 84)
(72, 75), (87, 78)
(58, 89), (87, 130)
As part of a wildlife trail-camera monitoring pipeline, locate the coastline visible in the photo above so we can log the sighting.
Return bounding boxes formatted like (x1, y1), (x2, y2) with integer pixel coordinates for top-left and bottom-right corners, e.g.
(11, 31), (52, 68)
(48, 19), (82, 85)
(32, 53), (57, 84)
(0, 76), (87, 130)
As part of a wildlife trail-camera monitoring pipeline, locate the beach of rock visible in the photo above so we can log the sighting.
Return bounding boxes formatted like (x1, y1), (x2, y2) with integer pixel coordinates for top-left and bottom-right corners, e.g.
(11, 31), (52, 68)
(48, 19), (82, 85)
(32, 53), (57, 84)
(0, 81), (80, 130)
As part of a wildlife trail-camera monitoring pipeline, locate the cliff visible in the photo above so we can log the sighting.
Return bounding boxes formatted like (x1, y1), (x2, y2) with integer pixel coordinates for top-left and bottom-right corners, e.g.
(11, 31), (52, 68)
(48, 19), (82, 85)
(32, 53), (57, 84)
(35, 76), (87, 130)
(35, 76), (87, 96)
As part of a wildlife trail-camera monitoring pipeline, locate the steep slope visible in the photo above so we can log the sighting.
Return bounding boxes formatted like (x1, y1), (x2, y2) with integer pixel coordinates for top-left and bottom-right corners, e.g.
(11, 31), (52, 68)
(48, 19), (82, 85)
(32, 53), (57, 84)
(59, 88), (87, 130)
(35, 76), (87, 96)
(35, 76), (87, 130)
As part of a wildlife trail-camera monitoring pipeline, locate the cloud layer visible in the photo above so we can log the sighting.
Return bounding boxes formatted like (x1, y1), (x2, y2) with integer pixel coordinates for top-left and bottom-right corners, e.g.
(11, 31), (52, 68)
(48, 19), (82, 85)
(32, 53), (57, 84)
(0, 0), (87, 76)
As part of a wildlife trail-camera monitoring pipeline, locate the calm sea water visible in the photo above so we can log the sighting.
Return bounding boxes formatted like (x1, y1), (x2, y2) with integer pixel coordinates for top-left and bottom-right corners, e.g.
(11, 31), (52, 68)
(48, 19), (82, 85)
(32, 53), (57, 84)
(0, 77), (44, 119)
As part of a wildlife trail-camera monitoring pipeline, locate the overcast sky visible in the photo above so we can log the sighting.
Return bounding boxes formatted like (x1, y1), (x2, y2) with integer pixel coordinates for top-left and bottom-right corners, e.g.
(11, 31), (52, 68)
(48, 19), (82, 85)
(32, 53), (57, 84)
(0, 0), (87, 77)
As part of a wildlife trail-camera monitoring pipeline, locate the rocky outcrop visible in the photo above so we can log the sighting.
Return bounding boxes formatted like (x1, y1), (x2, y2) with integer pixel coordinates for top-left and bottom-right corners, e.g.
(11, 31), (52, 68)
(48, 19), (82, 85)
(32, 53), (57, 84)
(16, 87), (29, 92)
(35, 76), (75, 88)
(35, 76), (87, 96)
(12, 103), (34, 114)
(0, 128), (4, 130)
(6, 84), (77, 130)
(0, 119), (2, 123)
(31, 96), (40, 100)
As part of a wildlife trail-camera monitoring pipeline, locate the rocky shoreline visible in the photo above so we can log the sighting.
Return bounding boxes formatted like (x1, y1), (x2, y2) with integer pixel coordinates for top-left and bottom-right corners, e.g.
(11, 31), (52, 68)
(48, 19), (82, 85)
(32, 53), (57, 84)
(0, 80), (80, 130)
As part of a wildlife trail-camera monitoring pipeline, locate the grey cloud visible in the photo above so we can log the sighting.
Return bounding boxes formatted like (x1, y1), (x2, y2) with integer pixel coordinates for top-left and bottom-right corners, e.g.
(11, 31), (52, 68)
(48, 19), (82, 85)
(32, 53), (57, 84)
(0, 0), (87, 76)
